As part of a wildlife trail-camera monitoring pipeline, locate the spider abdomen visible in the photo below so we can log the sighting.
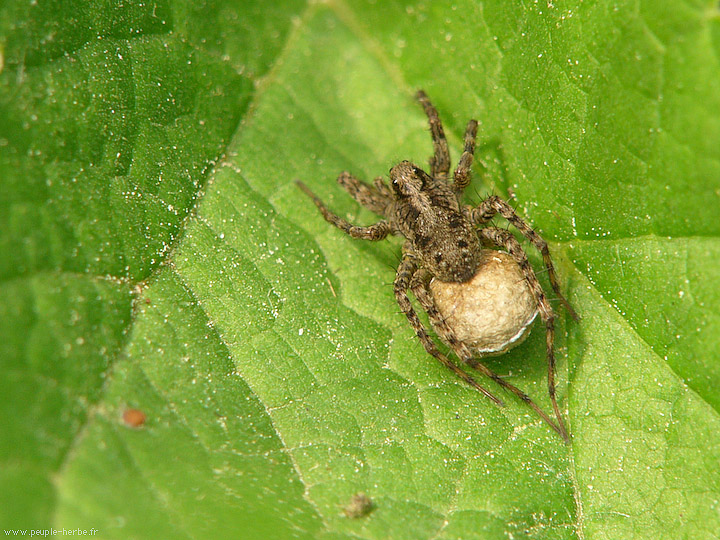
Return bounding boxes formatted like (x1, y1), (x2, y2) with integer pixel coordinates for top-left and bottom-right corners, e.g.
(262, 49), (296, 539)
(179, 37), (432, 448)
(429, 250), (538, 356)
(409, 212), (481, 282)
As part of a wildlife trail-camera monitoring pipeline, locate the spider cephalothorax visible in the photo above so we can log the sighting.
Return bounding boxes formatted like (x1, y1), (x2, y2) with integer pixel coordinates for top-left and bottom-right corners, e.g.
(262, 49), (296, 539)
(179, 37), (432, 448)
(389, 160), (481, 282)
(297, 90), (577, 441)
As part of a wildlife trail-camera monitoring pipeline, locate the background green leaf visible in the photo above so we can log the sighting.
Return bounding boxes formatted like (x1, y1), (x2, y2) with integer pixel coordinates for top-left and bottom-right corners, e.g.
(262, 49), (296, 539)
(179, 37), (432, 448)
(2, 1), (719, 539)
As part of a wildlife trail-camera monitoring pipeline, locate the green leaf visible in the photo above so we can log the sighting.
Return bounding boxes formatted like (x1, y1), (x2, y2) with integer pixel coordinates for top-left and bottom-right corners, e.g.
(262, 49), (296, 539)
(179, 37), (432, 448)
(2, 1), (719, 539)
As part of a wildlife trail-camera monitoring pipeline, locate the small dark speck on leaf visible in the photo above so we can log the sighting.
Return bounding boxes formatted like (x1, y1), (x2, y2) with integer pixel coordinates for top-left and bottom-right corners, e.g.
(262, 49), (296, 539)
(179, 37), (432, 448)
(343, 492), (374, 518)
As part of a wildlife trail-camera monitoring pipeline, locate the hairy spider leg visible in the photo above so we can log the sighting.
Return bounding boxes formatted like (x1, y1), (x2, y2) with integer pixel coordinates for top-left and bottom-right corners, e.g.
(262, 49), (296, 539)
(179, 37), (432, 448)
(295, 181), (391, 240)
(416, 90), (451, 179)
(479, 227), (569, 442)
(453, 120), (479, 191)
(470, 196), (578, 320)
(395, 249), (504, 406)
(410, 267), (567, 440)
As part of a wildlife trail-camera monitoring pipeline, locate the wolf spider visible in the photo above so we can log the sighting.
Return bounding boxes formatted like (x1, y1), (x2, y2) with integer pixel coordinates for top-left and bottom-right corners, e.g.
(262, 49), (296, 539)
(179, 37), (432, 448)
(297, 90), (577, 441)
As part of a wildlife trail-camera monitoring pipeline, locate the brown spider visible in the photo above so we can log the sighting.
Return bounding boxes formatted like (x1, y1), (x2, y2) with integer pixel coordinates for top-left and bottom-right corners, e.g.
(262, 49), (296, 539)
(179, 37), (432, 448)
(297, 90), (577, 442)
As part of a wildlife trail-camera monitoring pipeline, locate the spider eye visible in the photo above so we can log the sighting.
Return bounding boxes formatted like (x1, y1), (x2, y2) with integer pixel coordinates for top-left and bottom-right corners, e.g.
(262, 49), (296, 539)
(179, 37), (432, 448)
(412, 166), (428, 188)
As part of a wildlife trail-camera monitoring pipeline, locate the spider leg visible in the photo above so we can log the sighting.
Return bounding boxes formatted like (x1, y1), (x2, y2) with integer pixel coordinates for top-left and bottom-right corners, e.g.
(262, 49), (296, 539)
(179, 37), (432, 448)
(479, 227), (570, 442)
(296, 181), (390, 240)
(395, 249), (503, 405)
(415, 90), (451, 180)
(469, 196), (578, 320)
(336, 172), (390, 216)
(453, 119), (478, 192)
